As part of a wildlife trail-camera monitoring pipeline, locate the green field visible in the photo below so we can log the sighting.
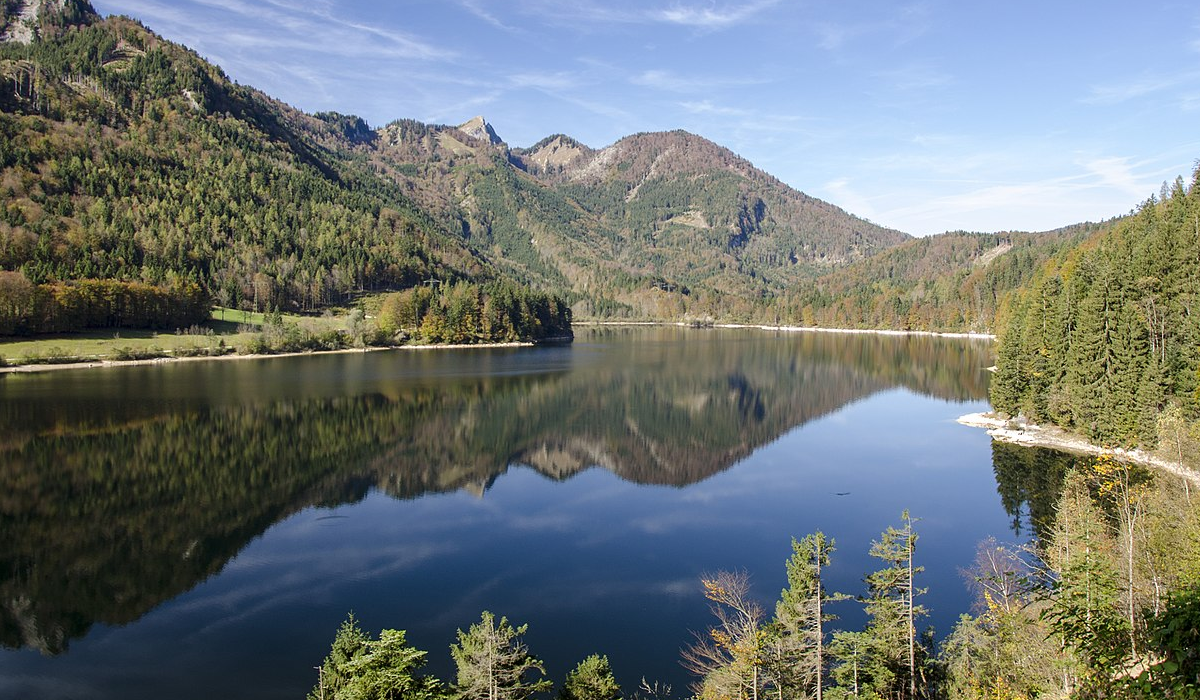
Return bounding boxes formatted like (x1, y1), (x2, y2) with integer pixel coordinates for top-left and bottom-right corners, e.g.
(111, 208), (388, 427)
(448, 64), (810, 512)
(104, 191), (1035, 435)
(0, 308), (363, 366)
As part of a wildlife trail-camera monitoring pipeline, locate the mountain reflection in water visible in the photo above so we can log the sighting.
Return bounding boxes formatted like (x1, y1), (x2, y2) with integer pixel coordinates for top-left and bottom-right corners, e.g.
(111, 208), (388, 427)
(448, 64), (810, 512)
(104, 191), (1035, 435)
(0, 327), (1043, 700)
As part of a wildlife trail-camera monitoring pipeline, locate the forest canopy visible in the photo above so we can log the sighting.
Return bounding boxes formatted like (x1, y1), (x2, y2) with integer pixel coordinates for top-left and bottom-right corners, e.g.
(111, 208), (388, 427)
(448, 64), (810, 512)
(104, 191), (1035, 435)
(990, 166), (1200, 450)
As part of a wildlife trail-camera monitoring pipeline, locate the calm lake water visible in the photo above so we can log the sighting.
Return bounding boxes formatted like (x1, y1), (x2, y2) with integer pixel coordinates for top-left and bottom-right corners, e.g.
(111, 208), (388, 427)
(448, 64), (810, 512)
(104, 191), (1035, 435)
(0, 327), (1077, 699)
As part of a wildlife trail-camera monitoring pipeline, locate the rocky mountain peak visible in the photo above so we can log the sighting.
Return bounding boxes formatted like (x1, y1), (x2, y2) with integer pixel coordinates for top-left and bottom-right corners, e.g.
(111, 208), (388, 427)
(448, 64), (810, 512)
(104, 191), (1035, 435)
(457, 115), (503, 146)
(519, 134), (592, 173)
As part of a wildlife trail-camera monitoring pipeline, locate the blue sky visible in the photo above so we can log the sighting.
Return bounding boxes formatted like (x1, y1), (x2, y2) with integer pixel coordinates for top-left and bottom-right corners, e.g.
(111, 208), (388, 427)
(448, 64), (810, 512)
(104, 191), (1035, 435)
(90, 0), (1200, 236)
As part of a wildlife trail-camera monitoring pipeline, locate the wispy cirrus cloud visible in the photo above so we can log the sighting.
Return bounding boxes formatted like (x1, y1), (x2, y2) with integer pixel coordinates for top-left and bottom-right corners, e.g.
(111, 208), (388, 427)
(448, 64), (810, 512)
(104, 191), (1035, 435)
(813, 2), (931, 51)
(857, 154), (1175, 235)
(97, 0), (455, 61)
(1085, 71), (1200, 106)
(454, 0), (523, 32)
(504, 0), (780, 30)
(655, 0), (781, 28)
(679, 99), (750, 116)
(1082, 156), (1159, 199)
(633, 68), (770, 93)
(874, 63), (953, 92)
(633, 69), (707, 92)
(509, 71), (581, 91)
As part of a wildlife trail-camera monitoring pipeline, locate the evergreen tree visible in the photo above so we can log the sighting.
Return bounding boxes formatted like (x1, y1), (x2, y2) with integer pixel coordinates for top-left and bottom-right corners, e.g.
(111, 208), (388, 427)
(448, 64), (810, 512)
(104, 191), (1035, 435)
(857, 511), (928, 699)
(1043, 471), (1127, 689)
(559, 654), (620, 700)
(768, 533), (847, 700)
(450, 611), (551, 700)
(989, 296), (1028, 417)
(339, 629), (444, 700)
(310, 613), (370, 700)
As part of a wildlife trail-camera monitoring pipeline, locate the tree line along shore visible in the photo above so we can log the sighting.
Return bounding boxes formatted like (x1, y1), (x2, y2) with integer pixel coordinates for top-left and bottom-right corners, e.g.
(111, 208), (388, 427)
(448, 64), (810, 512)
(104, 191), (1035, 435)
(0, 278), (572, 368)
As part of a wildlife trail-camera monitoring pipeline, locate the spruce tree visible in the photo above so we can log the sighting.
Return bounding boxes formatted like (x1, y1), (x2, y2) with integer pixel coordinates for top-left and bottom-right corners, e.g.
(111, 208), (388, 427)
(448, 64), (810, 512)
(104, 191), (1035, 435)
(559, 654), (620, 700)
(450, 611), (551, 700)
(310, 613), (370, 700)
(768, 533), (848, 700)
(860, 511), (927, 699)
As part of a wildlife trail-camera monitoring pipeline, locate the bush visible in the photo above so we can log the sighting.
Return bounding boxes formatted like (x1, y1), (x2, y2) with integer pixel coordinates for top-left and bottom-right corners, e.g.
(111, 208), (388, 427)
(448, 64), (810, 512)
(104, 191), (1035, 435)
(112, 346), (167, 361)
(20, 347), (86, 365)
(241, 335), (271, 355)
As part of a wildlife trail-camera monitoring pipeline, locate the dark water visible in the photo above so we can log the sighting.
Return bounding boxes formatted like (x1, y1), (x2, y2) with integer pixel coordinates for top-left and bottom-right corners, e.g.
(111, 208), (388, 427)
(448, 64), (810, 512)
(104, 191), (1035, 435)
(0, 327), (1077, 699)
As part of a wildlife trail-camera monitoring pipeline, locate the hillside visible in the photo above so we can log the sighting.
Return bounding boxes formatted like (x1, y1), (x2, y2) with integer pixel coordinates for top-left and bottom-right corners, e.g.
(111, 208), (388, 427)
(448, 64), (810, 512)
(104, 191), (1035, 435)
(992, 167), (1200, 449)
(775, 224), (1103, 332)
(0, 3), (488, 322)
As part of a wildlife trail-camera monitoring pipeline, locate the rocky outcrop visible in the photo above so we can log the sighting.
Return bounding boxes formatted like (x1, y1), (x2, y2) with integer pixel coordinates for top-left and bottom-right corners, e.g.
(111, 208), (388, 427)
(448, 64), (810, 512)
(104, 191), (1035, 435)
(457, 115), (504, 145)
(1, 0), (97, 44)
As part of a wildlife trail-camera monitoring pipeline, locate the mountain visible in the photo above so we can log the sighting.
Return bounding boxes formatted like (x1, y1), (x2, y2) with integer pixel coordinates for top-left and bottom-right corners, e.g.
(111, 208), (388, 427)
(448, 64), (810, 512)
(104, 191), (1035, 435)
(3, 0), (1108, 334)
(0, 0), (94, 43)
(457, 115), (503, 145)
(370, 120), (910, 318)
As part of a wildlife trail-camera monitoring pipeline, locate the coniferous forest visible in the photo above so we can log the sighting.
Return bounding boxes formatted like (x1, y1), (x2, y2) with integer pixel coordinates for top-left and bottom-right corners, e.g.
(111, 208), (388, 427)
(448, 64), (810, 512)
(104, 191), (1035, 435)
(990, 169), (1200, 452)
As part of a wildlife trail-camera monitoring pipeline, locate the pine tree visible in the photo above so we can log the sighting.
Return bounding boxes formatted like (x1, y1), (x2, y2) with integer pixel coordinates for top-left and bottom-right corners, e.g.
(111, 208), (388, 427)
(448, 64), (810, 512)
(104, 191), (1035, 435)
(1065, 260), (1120, 442)
(310, 613), (370, 700)
(990, 296), (1028, 417)
(340, 629), (444, 700)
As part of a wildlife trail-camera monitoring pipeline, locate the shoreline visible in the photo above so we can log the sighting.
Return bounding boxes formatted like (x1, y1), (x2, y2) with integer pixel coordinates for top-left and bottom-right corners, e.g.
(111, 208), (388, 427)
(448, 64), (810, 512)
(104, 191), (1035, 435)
(957, 411), (1200, 487)
(0, 341), (536, 375)
(0, 321), (991, 375)
(575, 319), (995, 340)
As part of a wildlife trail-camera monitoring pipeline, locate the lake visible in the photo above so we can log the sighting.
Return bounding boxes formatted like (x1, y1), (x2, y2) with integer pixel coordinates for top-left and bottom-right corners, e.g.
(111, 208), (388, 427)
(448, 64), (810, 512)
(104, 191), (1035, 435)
(0, 326), (1077, 699)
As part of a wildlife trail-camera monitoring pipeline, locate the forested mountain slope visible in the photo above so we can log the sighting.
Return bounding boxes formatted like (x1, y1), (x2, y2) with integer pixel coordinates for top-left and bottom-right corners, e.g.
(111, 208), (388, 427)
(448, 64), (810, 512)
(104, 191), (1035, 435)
(0, 0), (913, 325)
(774, 224), (1102, 332)
(992, 167), (1200, 449)
(0, 2), (487, 318)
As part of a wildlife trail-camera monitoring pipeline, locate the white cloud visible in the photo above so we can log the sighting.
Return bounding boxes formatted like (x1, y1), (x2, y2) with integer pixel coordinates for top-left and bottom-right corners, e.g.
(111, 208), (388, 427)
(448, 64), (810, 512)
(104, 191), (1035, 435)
(1085, 73), (1200, 105)
(812, 3), (930, 51)
(866, 160), (1164, 235)
(509, 71), (580, 91)
(874, 63), (953, 92)
(822, 178), (879, 223)
(98, 0), (455, 61)
(1083, 156), (1155, 199)
(632, 69), (768, 93)
(633, 69), (701, 92)
(679, 99), (749, 116)
(655, 0), (782, 28)
(454, 0), (522, 32)
(815, 21), (857, 50)
(505, 0), (779, 30)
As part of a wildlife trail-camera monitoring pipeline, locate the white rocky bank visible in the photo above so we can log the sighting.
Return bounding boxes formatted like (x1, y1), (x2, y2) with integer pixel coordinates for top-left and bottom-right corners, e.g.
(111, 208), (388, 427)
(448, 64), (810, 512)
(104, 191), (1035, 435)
(957, 412), (1200, 487)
